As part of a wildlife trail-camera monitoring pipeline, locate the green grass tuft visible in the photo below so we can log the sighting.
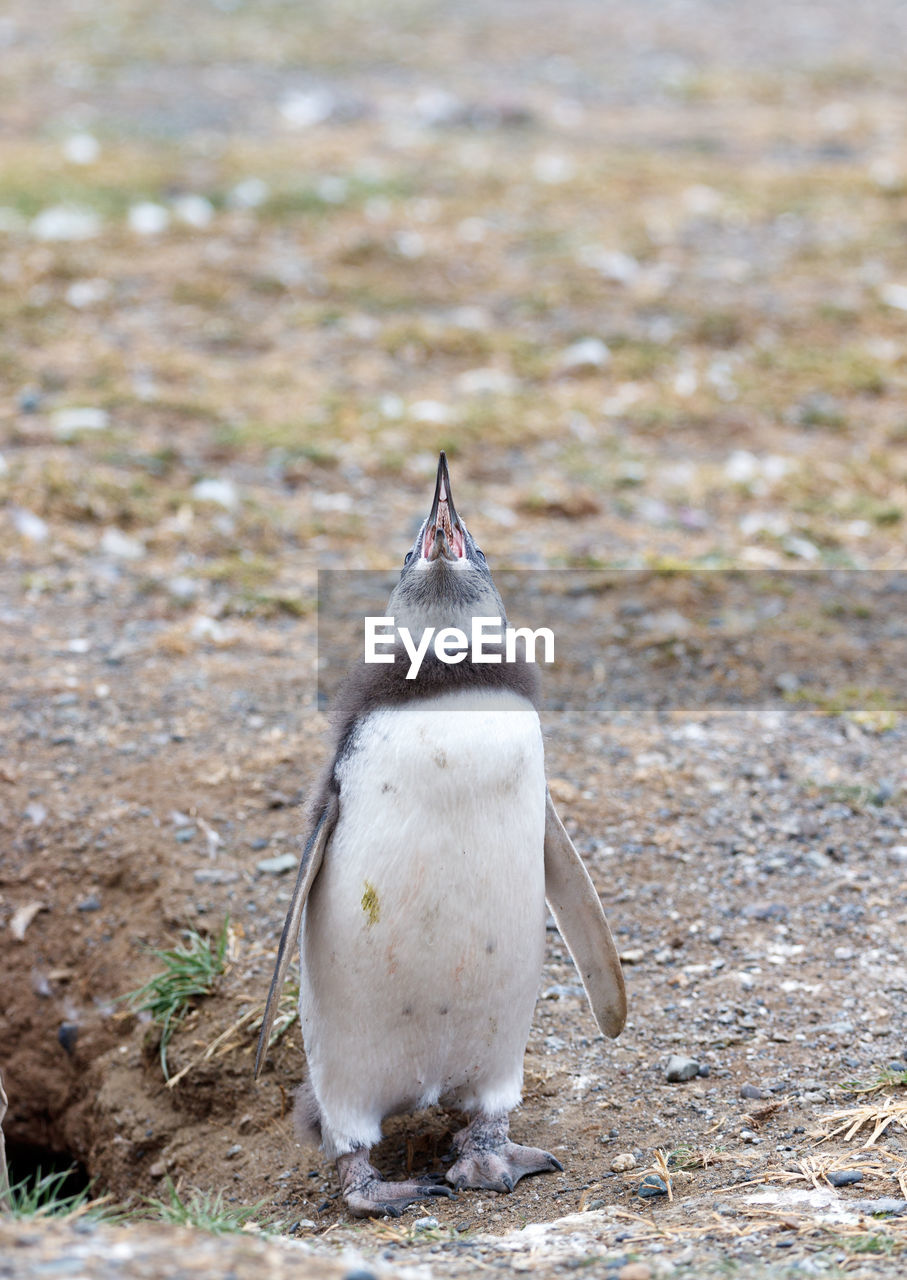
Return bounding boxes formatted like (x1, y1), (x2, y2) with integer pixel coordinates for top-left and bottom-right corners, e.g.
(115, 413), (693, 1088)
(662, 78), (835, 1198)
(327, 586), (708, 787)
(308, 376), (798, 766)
(143, 1177), (280, 1236)
(123, 919), (230, 1080)
(5, 1166), (119, 1222)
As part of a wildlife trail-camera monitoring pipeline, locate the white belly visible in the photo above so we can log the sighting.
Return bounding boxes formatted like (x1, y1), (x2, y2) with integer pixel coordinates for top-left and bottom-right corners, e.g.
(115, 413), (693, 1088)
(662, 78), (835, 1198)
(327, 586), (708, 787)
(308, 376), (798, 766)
(299, 687), (547, 1157)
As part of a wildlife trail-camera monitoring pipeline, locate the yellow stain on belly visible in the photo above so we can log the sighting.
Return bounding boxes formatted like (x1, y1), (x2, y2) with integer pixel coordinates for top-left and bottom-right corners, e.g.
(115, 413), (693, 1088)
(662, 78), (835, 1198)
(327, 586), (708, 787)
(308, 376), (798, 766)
(361, 880), (380, 927)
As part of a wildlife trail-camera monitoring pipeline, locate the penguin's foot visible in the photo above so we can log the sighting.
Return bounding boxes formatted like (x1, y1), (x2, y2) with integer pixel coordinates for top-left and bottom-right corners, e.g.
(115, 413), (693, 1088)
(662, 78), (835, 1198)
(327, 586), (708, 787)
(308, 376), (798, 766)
(337, 1148), (456, 1218)
(446, 1111), (563, 1193)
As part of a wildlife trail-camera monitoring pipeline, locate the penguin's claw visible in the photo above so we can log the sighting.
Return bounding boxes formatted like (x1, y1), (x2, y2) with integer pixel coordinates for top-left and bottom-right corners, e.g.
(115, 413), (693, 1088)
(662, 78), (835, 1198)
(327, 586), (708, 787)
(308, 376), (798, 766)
(446, 1113), (563, 1193)
(343, 1179), (455, 1218)
(447, 1142), (560, 1193)
(337, 1149), (456, 1218)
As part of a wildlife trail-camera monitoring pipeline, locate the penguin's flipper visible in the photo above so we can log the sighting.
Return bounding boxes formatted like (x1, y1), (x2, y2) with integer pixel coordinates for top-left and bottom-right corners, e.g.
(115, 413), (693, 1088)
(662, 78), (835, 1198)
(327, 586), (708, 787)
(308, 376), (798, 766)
(543, 791), (627, 1038)
(254, 791), (339, 1078)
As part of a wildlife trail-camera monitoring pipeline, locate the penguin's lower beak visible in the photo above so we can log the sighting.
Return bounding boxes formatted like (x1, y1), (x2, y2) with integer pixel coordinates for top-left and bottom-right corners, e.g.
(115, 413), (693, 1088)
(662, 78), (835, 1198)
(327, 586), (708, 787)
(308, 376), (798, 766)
(423, 451), (466, 562)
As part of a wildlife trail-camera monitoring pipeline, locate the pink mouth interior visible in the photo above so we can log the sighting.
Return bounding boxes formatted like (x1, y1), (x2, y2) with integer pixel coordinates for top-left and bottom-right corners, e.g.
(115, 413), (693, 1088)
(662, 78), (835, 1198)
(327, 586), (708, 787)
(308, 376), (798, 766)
(422, 498), (466, 559)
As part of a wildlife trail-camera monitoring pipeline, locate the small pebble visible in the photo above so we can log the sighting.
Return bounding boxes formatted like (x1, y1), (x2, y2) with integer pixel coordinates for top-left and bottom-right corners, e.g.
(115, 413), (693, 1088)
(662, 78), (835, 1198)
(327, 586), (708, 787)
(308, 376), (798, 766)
(618, 1264), (652, 1280)
(342, 1271), (378, 1280)
(610, 1152), (637, 1173)
(827, 1170), (863, 1187)
(637, 1175), (668, 1199)
(225, 1144), (243, 1159)
(256, 853), (298, 875)
(665, 1054), (700, 1082)
(740, 1083), (768, 1099)
(412, 1216), (439, 1230)
(58, 1022), (79, 1054)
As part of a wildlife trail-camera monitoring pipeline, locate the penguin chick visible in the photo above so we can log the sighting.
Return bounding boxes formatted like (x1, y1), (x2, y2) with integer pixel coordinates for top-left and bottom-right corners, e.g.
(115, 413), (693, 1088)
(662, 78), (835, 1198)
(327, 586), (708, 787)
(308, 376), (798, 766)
(256, 452), (626, 1217)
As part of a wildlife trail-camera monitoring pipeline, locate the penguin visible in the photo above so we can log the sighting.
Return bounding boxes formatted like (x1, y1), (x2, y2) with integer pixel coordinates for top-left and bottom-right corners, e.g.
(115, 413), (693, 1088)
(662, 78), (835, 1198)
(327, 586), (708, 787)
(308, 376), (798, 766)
(255, 452), (626, 1217)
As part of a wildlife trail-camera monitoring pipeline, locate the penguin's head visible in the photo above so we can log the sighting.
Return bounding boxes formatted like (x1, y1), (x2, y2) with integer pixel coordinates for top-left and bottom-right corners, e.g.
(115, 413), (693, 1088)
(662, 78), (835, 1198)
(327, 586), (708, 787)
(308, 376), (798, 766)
(387, 451), (506, 630)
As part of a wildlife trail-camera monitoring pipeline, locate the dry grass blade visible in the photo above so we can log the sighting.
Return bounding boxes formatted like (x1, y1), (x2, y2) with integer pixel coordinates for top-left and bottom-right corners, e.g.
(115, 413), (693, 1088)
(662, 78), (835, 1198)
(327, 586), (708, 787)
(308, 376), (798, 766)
(165, 1005), (261, 1088)
(671, 1146), (761, 1171)
(743, 1099), (786, 1128)
(819, 1100), (907, 1147)
(838, 1069), (907, 1097)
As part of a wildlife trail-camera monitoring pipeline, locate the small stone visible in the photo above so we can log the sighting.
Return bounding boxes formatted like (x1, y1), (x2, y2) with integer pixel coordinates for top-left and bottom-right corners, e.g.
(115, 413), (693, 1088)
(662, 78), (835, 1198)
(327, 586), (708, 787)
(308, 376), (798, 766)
(228, 177), (270, 209)
(66, 278), (111, 309)
(63, 133), (100, 165)
(740, 1083), (768, 1100)
(192, 477), (239, 509)
(128, 202), (170, 235)
(456, 367), (518, 396)
(880, 282), (907, 312)
(225, 1144), (243, 1159)
(665, 1054), (700, 1082)
(31, 204), (101, 241)
(149, 1161), (167, 1178)
(827, 1170), (863, 1187)
(18, 387), (42, 413)
(76, 894), (101, 912)
(172, 195), (214, 228)
(53, 407), (109, 438)
(174, 826), (197, 843)
(698, 1064), (711, 1078)
(100, 527), (145, 560)
(849, 1197), (907, 1215)
(412, 1216), (439, 1230)
(803, 1090), (827, 1104)
(740, 1129), (758, 1143)
(557, 337), (610, 375)
(342, 1271), (379, 1280)
(58, 1021), (79, 1054)
(637, 1175), (668, 1199)
(11, 508), (49, 543)
(548, 778), (581, 804)
(619, 949), (645, 965)
(194, 869), (239, 884)
(618, 1265), (652, 1280)
(409, 399), (453, 424)
(256, 853), (298, 875)
(610, 1152), (636, 1173)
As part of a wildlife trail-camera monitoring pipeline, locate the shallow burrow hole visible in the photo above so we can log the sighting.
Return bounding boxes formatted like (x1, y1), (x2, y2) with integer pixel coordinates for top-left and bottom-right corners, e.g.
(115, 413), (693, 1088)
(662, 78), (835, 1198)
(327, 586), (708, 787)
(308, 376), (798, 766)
(5, 1138), (92, 1202)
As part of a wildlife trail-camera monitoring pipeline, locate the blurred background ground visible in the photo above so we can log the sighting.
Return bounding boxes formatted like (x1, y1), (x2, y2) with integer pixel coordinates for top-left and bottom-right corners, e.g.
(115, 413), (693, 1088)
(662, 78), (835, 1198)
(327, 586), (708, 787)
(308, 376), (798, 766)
(1, 1), (906, 1276)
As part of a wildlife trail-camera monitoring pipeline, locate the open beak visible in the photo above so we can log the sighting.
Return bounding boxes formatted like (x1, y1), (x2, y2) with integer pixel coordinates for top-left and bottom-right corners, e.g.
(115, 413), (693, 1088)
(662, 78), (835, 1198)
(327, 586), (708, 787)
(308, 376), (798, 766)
(423, 451), (466, 561)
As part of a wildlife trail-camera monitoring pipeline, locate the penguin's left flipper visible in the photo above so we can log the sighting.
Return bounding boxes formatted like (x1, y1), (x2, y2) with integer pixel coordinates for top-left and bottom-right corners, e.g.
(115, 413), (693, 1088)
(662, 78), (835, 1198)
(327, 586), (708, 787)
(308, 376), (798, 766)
(254, 792), (339, 1078)
(543, 790), (627, 1038)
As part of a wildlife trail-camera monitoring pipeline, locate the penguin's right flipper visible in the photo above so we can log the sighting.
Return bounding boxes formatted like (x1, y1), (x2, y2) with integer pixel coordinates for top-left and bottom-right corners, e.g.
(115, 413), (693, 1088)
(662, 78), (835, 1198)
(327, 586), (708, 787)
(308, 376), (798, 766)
(254, 792), (339, 1078)
(543, 791), (627, 1039)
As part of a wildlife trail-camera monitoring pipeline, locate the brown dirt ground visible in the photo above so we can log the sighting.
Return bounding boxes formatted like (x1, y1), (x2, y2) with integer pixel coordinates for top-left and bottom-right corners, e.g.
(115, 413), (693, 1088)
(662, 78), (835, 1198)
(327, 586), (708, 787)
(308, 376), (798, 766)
(2, 1), (907, 1275)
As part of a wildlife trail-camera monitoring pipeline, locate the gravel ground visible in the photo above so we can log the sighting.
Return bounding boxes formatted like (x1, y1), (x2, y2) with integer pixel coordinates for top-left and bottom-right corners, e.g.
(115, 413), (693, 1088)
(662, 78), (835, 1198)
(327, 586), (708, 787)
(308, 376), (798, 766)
(1, 1), (907, 1276)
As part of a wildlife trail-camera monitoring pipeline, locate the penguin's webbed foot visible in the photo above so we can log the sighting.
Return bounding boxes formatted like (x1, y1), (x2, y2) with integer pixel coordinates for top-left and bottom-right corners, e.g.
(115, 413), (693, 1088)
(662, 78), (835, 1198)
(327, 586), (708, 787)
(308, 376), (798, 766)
(446, 1111), (563, 1193)
(337, 1149), (455, 1218)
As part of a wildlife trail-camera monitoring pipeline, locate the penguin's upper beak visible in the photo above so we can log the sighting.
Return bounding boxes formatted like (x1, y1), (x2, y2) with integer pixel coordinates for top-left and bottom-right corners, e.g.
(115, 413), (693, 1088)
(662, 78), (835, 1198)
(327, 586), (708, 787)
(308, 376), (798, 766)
(423, 452), (466, 562)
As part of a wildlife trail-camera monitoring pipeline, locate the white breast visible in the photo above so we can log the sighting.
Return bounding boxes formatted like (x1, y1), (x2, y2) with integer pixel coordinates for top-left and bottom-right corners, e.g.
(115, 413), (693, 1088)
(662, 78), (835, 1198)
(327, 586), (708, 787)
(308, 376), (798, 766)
(299, 687), (547, 1158)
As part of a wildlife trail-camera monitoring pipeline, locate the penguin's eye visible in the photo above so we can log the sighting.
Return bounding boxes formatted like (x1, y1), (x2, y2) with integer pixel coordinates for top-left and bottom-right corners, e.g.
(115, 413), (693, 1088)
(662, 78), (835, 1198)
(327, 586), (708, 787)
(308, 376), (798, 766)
(403, 550), (414, 565)
(475, 547), (486, 562)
